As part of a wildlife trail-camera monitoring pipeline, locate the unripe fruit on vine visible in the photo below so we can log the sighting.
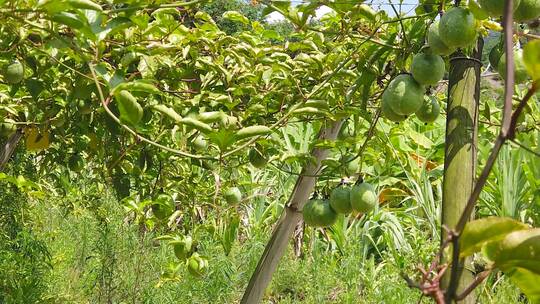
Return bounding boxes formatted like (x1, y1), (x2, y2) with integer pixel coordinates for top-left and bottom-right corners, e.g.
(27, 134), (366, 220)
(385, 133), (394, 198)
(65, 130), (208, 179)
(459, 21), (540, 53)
(340, 154), (359, 176)
(78, 99), (92, 114)
(514, 0), (540, 21)
(187, 253), (208, 277)
(152, 193), (174, 220)
(382, 74), (424, 116)
(416, 96), (441, 123)
(427, 21), (456, 56)
(329, 187), (352, 214)
(302, 199), (338, 227)
(192, 136), (207, 151)
(68, 154), (84, 172)
(489, 45), (503, 70)
(411, 53), (445, 86)
(439, 8), (477, 48)
(479, 0), (521, 17)
(350, 182), (377, 213)
(173, 236), (193, 260)
(115, 90), (143, 126)
(498, 50), (529, 84)
(3, 60), (24, 84)
(224, 187), (242, 204)
(382, 97), (407, 122)
(248, 148), (268, 168)
(0, 122), (16, 137)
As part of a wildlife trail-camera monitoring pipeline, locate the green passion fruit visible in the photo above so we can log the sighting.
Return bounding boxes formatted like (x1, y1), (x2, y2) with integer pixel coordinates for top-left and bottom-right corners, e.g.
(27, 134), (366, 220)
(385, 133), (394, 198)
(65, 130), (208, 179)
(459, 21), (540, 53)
(152, 193), (175, 220)
(248, 148), (268, 168)
(224, 187), (242, 204)
(479, 0), (521, 17)
(173, 236), (193, 260)
(498, 50), (529, 84)
(3, 60), (24, 84)
(192, 136), (207, 151)
(427, 21), (456, 56)
(381, 96), (407, 122)
(187, 253), (208, 277)
(514, 0), (540, 21)
(350, 182), (377, 213)
(416, 96), (441, 123)
(382, 74), (424, 116)
(329, 187), (352, 214)
(439, 7), (477, 48)
(411, 53), (446, 86)
(340, 154), (359, 176)
(302, 199), (338, 227)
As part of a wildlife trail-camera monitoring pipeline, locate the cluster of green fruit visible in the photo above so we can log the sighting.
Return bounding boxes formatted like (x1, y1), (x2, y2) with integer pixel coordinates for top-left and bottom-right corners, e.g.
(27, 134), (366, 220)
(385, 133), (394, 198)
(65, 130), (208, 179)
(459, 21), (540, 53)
(170, 236), (209, 277)
(302, 182), (377, 227)
(151, 193), (176, 220)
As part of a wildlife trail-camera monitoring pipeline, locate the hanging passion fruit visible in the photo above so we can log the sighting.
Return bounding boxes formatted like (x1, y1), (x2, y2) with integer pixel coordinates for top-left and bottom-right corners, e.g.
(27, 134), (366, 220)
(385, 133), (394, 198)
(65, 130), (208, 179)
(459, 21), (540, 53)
(350, 182), (377, 213)
(224, 187), (242, 204)
(329, 186), (352, 214)
(302, 199), (338, 227)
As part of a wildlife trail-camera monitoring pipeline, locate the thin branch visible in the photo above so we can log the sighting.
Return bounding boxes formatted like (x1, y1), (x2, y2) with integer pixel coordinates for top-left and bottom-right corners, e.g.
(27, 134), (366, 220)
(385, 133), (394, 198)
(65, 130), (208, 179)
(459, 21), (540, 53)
(509, 139), (540, 158)
(455, 270), (492, 301)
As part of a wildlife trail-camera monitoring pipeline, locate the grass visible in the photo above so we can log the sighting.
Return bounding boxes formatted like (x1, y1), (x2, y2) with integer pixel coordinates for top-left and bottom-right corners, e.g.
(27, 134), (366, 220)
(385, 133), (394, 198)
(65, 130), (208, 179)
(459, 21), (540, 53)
(10, 184), (519, 304)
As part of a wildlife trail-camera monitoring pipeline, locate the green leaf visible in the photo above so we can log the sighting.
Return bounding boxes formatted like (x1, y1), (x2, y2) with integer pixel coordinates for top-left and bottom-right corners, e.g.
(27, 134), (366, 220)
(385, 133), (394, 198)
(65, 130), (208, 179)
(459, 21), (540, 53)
(180, 118), (213, 134)
(506, 268), (540, 303)
(152, 104), (183, 123)
(459, 217), (529, 258)
(235, 125), (272, 141)
(113, 80), (160, 95)
(524, 40), (540, 81)
(408, 130), (433, 149)
(222, 11), (249, 25)
(484, 228), (540, 275)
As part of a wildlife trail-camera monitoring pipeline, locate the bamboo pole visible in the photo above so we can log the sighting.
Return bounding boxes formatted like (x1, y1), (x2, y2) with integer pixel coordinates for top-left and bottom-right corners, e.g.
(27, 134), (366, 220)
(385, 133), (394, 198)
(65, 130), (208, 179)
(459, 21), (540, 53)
(441, 39), (483, 303)
(0, 129), (23, 172)
(241, 119), (344, 304)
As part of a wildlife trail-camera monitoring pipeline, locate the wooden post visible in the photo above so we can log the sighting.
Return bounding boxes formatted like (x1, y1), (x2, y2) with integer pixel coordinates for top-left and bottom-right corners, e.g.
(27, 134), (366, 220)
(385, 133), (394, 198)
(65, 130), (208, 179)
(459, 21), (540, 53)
(0, 129), (23, 172)
(442, 39), (483, 303)
(241, 119), (344, 304)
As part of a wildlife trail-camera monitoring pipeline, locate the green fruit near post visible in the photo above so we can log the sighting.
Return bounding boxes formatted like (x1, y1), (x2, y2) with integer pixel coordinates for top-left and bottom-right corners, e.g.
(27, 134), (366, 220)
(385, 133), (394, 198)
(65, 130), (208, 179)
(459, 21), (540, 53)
(411, 53), (445, 86)
(416, 96), (441, 123)
(382, 74), (424, 116)
(439, 7), (477, 48)
(350, 182), (377, 213)
(479, 0), (520, 16)
(427, 21), (456, 56)
(68, 154), (84, 172)
(187, 253), (208, 277)
(115, 90), (143, 126)
(489, 45), (502, 70)
(3, 60), (24, 84)
(248, 148), (267, 168)
(0, 122), (16, 137)
(224, 187), (242, 204)
(381, 97), (407, 122)
(152, 193), (174, 220)
(329, 187), (352, 214)
(173, 236), (193, 260)
(302, 199), (338, 227)
(498, 50), (529, 84)
(514, 0), (540, 21)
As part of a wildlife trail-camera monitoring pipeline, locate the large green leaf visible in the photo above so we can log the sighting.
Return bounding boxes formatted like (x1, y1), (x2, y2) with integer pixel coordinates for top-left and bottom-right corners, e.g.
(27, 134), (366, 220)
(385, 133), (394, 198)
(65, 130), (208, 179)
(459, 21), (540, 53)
(524, 40), (540, 81)
(484, 228), (540, 275)
(506, 268), (540, 303)
(459, 217), (529, 258)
